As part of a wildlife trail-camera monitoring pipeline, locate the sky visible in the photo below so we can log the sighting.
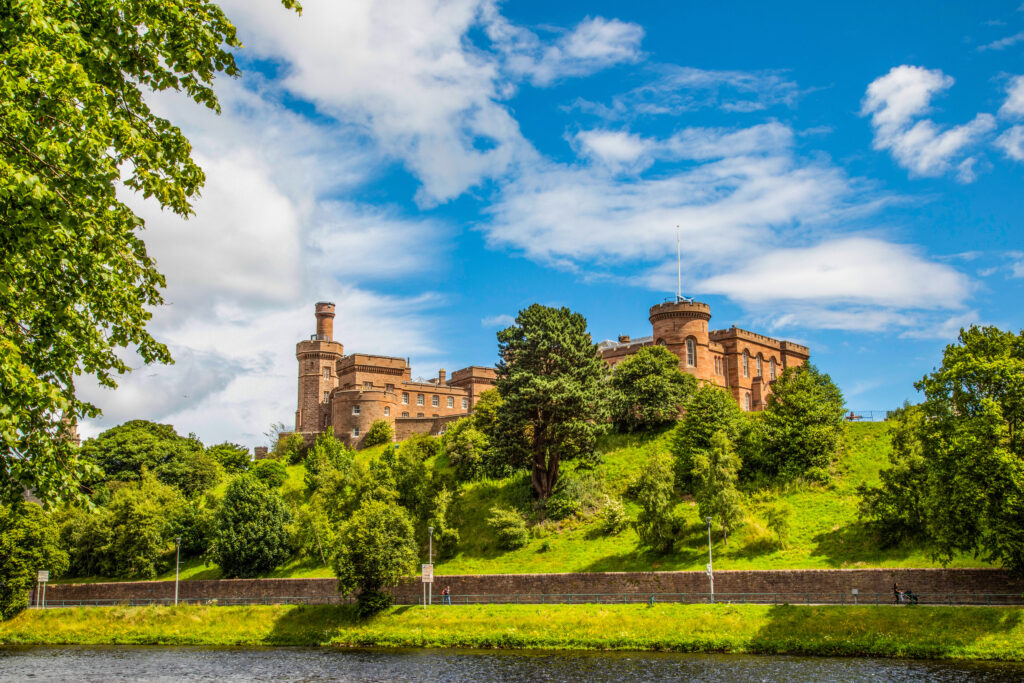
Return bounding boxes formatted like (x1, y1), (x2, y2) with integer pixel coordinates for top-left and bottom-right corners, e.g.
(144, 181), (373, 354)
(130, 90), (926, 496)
(80, 0), (1024, 447)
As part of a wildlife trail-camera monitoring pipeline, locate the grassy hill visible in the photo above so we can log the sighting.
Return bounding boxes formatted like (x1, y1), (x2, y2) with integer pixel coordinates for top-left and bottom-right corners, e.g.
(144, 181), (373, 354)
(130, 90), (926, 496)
(151, 421), (989, 583)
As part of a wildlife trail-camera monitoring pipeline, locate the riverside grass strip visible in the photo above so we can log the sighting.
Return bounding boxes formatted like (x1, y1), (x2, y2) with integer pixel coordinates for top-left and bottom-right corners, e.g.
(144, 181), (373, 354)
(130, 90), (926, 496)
(2, 604), (1024, 660)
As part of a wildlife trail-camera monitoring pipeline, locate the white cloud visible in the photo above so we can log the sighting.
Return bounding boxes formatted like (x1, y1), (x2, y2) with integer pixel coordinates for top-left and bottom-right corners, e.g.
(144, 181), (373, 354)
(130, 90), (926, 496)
(1000, 75), (1024, 117)
(481, 314), (514, 327)
(978, 31), (1024, 51)
(487, 13), (644, 86)
(861, 65), (996, 180)
(995, 125), (1024, 160)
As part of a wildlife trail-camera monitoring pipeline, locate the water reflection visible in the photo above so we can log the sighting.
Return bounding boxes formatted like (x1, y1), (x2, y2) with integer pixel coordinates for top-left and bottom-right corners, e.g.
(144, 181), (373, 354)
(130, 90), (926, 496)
(1, 647), (1022, 682)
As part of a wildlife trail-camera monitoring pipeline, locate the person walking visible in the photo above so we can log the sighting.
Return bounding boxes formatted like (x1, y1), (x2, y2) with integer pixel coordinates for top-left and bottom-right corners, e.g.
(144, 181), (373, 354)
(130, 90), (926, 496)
(442, 585), (452, 605)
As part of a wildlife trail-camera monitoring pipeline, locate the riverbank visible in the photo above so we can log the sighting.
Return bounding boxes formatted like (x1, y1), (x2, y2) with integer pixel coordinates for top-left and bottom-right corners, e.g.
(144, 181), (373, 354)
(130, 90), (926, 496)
(2, 604), (1023, 660)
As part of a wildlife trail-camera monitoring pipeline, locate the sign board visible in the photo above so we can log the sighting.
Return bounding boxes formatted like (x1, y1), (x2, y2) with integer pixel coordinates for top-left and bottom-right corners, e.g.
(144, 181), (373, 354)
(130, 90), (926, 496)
(421, 564), (434, 583)
(37, 570), (49, 582)
(705, 563), (713, 577)
(851, 589), (859, 595)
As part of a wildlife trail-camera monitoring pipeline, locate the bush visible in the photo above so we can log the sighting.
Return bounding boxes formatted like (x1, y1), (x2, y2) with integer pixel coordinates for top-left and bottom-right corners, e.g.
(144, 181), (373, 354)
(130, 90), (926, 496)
(363, 420), (394, 447)
(273, 432), (307, 465)
(155, 448), (223, 497)
(609, 345), (697, 432)
(206, 443), (252, 474)
(0, 503), (69, 619)
(764, 501), (794, 548)
(102, 474), (186, 579)
(399, 432), (441, 461)
(633, 453), (684, 553)
(599, 496), (629, 534)
(544, 493), (581, 521)
(211, 475), (292, 578)
(252, 458), (288, 488)
(441, 417), (489, 481)
(332, 499), (418, 617)
(304, 432), (355, 492)
(487, 506), (529, 550)
(427, 486), (460, 559)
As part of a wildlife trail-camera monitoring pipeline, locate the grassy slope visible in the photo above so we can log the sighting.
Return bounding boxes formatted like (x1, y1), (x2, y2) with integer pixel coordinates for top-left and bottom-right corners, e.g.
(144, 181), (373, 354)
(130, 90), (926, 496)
(61, 423), (989, 584)
(3, 604), (1024, 660)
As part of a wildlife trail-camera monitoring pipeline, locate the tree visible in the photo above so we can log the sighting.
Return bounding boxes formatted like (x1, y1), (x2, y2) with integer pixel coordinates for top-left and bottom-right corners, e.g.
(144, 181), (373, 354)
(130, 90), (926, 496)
(332, 499), (418, 617)
(101, 474), (185, 578)
(304, 432), (355, 492)
(155, 449), (222, 498)
(632, 452), (684, 554)
(0, 0), (299, 507)
(426, 486), (460, 559)
(671, 384), (744, 493)
(363, 420), (393, 447)
(495, 304), (607, 498)
(399, 433), (441, 461)
(207, 443), (252, 474)
(691, 431), (744, 544)
(211, 475), (292, 578)
(80, 420), (201, 481)
(441, 417), (489, 482)
(608, 346), (696, 432)
(743, 364), (846, 481)
(0, 503), (68, 619)
(273, 433), (307, 465)
(252, 459), (288, 489)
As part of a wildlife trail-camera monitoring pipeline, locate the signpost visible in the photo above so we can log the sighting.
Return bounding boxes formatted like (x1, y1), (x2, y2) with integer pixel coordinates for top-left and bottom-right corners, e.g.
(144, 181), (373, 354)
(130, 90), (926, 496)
(422, 563), (434, 608)
(36, 570), (49, 609)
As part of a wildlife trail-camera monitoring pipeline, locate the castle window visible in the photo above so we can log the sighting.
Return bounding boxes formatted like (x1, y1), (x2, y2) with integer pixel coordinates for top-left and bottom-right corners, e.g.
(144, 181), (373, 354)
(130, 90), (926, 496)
(402, 392), (409, 404)
(744, 393), (751, 411)
(417, 394), (424, 406)
(402, 411), (409, 418)
(714, 357), (721, 375)
(686, 338), (696, 367)
(756, 354), (763, 378)
(432, 395), (439, 407)
(323, 391), (329, 403)
(447, 396), (454, 408)
(656, 338), (667, 347)
(352, 405), (360, 415)
(384, 406), (390, 416)
(352, 427), (360, 437)
(323, 367), (331, 379)
(363, 381), (372, 390)
(322, 414), (329, 428)
(770, 358), (777, 380)
(742, 351), (750, 378)
(386, 383), (394, 392)
(462, 398), (468, 410)
(417, 412), (424, 418)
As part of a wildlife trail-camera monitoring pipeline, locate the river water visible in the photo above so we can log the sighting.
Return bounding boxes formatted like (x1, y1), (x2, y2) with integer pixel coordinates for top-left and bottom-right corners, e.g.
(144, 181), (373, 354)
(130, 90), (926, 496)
(2, 647), (1023, 682)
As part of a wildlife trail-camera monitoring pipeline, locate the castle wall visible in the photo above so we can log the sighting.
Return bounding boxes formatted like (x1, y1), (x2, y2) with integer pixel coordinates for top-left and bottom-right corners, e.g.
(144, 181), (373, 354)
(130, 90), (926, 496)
(394, 413), (467, 441)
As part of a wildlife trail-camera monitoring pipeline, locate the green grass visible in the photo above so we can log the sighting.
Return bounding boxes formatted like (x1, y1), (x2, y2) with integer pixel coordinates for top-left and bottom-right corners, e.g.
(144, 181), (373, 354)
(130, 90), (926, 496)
(3, 604), (1024, 660)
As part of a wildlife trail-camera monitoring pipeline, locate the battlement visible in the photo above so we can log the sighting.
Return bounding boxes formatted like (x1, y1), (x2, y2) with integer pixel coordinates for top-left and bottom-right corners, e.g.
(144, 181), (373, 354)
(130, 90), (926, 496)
(648, 299), (712, 324)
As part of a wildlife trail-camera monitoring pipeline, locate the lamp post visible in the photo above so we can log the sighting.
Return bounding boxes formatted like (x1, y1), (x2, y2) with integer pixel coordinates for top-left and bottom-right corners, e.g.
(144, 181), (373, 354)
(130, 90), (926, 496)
(174, 536), (181, 606)
(705, 516), (714, 604)
(428, 525), (434, 607)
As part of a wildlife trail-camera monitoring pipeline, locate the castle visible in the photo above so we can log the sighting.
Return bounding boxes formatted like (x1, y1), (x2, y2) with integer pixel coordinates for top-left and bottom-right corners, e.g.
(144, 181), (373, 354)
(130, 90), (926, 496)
(290, 299), (809, 447)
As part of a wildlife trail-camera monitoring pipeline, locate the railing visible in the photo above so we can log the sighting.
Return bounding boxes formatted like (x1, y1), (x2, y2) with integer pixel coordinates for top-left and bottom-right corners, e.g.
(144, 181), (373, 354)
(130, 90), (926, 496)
(845, 410), (892, 422)
(30, 592), (1024, 609)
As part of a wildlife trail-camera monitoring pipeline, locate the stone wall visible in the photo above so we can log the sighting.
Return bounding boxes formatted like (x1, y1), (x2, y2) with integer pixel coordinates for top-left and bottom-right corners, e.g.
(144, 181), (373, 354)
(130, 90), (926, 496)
(43, 568), (1024, 604)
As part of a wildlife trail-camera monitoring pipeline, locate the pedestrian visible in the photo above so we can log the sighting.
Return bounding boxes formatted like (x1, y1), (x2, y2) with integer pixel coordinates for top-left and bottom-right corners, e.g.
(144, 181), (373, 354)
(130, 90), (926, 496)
(442, 585), (452, 605)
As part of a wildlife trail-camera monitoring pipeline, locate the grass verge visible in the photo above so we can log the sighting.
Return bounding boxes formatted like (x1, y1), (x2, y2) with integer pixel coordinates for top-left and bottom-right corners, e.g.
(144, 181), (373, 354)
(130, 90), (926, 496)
(2, 604), (1023, 660)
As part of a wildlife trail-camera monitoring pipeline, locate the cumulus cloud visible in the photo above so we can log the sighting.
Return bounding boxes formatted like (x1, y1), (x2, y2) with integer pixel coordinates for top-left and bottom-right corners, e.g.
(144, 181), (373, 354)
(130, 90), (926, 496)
(861, 65), (996, 181)
(1000, 75), (1024, 117)
(995, 125), (1024, 161)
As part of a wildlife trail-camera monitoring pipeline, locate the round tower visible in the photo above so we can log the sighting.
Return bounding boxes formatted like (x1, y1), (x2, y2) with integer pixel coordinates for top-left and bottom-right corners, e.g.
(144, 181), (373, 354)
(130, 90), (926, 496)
(295, 302), (344, 435)
(315, 301), (336, 341)
(649, 300), (712, 378)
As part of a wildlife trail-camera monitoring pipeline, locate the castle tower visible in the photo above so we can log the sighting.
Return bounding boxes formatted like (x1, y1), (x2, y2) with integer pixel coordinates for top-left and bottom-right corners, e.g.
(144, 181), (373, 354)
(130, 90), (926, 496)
(649, 299), (713, 379)
(295, 301), (344, 434)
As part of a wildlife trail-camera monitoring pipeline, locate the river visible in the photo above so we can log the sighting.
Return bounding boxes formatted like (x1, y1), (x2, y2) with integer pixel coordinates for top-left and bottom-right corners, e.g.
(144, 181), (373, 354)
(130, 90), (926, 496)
(2, 647), (1023, 681)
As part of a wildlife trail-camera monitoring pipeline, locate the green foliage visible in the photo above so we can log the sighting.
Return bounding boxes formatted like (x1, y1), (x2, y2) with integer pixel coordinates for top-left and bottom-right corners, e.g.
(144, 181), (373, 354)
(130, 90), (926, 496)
(211, 475), (292, 578)
(206, 443), (252, 474)
(471, 389), (503, 436)
(691, 432), (743, 544)
(0, 0), (299, 507)
(363, 420), (393, 448)
(427, 486), (460, 560)
(252, 459), (288, 489)
(273, 433), (307, 465)
(293, 495), (336, 568)
(441, 417), (490, 482)
(154, 449), (222, 498)
(743, 364), (846, 482)
(486, 506), (530, 550)
(495, 304), (608, 498)
(545, 469), (603, 521)
(671, 385), (745, 492)
(399, 433), (441, 461)
(633, 453), (684, 553)
(304, 432), (355, 492)
(371, 446), (433, 520)
(764, 501), (794, 548)
(332, 499), (418, 617)
(166, 499), (213, 558)
(609, 345), (697, 432)
(599, 496), (629, 535)
(0, 503), (68, 619)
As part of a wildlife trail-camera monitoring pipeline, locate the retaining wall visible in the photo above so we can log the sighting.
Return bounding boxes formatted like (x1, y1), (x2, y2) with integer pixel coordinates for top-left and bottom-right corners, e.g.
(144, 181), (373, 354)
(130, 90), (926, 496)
(43, 568), (1024, 603)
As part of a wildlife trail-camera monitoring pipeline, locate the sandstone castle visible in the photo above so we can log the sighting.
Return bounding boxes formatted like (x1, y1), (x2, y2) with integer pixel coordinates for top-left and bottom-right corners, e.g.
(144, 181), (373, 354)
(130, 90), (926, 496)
(290, 299), (808, 447)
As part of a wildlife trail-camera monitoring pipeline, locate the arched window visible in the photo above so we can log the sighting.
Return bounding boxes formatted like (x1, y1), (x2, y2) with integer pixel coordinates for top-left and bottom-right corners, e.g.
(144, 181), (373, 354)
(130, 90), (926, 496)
(745, 393), (751, 411)
(686, 338), (696, 367)
(769, 357), (777, 380)
(756, 354), (763, 378)
(742, 350), (750, 378)
(656, 338), (667, 347)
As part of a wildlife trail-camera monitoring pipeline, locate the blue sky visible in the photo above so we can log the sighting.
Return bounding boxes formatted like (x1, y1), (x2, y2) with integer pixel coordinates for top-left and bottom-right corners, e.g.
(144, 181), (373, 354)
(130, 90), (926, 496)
(82, 0), (1024, 446)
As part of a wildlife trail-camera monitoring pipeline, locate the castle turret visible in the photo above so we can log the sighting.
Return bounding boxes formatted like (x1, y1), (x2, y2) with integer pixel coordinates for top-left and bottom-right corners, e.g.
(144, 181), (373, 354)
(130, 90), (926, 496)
(649, 299), (712, 378)
(295, 301), (344, 434)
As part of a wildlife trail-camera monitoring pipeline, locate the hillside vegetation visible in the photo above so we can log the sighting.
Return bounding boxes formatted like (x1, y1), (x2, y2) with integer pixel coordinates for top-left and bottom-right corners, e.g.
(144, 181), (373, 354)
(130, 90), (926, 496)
(148, 421), (988, 584)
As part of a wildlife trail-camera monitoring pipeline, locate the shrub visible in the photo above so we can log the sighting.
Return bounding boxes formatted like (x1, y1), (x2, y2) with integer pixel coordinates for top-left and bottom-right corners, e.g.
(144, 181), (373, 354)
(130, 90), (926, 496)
(211, 475), (292, 578)
(206, 443), (252, 474)
(333, 499), (418, 617)
(441, 417), (489, 481)
(633, 453), (684, 553)
(252, 458), (288, 488)
(155, 448), (223, 497)
(427, 486), (460, 559)
(608, 345), (697, 432)
(764, 501), (794, 548)
(0, 503), (69, 619)
(544, 493), (581, 521)
(273, 432), (307, 465)
(599, 496), (629, 535)
(363, 419), (394, 447)
(400, 432), (441, 461)
(691, 431), (744, 544)
(102, 474), (185, 579)
(487, 506), (529, 550)
(304, 432), (355, 492)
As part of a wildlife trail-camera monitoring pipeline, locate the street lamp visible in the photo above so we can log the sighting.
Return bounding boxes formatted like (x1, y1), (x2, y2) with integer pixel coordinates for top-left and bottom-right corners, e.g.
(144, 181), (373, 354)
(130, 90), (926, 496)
(174, 536), (182, 606)
(428, 525), (434, 607)
(705, 516), (714, 604)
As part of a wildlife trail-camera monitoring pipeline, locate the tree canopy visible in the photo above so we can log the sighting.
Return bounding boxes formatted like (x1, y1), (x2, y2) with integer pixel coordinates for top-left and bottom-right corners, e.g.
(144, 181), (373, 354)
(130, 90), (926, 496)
(211, 474), (292, 578)
(0, 502), (68, 618)
(0, 0), (299, 507)
(608, 345), (696, 432)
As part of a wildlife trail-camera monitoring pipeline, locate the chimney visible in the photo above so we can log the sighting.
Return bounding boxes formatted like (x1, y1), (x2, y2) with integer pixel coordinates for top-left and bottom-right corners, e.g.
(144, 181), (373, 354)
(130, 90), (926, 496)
(315, 302), (335, 341)
(438, 368), (446, 385)
(254, 446), (269, 460)
(618, 335), (630, 343)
